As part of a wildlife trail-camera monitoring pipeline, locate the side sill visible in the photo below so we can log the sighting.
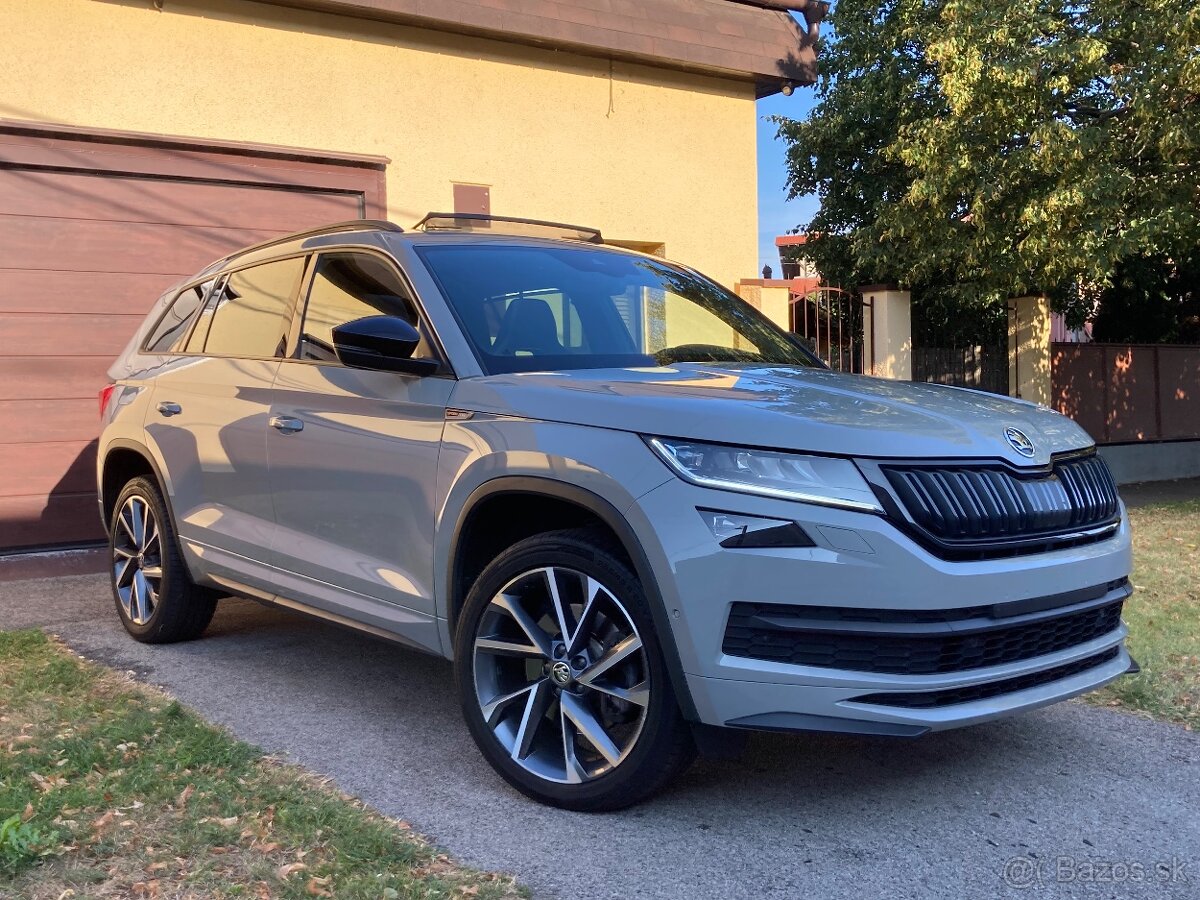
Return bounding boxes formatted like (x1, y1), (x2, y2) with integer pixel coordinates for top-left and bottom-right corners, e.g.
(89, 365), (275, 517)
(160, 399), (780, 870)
(204, 573), (441, 657)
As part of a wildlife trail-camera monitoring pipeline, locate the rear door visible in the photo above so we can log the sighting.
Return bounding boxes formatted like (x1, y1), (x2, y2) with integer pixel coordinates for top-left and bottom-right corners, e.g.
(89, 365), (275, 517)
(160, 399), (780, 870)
(266, 250), (453, 652)
(145, 255), (306, 593)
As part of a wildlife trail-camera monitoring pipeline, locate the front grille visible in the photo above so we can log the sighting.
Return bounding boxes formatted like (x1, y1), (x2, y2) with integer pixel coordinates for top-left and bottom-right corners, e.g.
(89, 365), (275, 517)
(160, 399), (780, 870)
(879, 452), (1120, 558)
(722, 582), (1127, 675)
(720, 600), (1123, 676)
(852, 647), (1122, 709)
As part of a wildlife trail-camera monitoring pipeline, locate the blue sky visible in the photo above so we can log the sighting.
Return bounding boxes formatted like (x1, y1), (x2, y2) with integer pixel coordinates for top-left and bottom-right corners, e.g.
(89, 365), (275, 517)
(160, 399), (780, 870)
(755, 88), (820, 275)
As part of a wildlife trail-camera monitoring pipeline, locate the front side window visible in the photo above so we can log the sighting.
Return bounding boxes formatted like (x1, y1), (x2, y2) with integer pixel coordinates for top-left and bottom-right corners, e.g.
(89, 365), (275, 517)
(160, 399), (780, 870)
(297, 252), (428, 363)
(202, 257), (306, 358)
(144, 279), (214, 353)
(415, 244), (817, 374)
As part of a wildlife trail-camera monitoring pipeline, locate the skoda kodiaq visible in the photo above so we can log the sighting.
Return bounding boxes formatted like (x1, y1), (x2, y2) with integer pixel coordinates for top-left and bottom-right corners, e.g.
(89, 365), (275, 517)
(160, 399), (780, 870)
(97, 216), (1134, 810)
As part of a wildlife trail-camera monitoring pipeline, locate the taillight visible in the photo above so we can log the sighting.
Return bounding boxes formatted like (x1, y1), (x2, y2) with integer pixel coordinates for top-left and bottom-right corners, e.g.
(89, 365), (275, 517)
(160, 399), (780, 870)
(99, 383), (116, 418)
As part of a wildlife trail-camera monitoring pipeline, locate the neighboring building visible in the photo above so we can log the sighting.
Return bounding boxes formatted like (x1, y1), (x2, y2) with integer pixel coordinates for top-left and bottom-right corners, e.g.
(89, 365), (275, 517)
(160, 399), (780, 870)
(775, 233), (821, 293)
(1050, 312), (1094, 343)
(0, 0), (823, 549)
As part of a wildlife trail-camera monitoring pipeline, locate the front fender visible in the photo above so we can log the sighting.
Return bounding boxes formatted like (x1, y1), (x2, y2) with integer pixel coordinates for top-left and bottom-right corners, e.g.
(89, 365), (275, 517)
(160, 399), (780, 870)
(433, 415), (699, 716)
(434, 417), (672, 617)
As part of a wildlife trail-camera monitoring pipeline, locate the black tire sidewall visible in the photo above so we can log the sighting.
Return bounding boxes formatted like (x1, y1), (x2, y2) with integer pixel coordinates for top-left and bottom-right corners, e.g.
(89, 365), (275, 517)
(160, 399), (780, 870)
(454, 531), (689, 810)
(109, 477), (184, 641)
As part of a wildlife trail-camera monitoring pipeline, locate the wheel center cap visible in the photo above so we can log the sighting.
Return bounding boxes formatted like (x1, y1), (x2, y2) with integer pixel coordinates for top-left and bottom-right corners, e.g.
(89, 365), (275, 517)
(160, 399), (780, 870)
(550, 661), (573, 687)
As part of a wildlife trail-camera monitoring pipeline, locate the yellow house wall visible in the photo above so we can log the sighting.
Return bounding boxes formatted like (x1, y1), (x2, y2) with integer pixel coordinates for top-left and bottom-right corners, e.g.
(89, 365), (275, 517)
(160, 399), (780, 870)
(0, 0), (759, 288)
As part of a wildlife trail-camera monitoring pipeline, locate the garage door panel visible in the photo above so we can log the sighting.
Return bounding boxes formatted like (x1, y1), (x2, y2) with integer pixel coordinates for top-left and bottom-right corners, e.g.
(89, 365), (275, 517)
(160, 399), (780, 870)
(0, 170), (362, 230)
(0, 123), (384, 548)
(0, 357), (114, 400)
(0, 271), (187, 315)
(0, 399), (99, 443)
(0, 440), (97, 497)
(0, 492), (103, 548)
(0, 313), (146, 357)
(0, 216), (291, 274)
(0, 134), (386, 203)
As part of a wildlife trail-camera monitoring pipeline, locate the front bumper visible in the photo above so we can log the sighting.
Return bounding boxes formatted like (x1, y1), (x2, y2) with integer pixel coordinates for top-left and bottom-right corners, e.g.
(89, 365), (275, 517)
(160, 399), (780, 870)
(627, 478), (1133, 734)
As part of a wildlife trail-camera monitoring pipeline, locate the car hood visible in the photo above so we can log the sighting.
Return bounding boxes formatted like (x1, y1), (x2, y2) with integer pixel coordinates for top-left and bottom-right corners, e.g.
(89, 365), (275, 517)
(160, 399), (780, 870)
(449, 364), (1094, 465)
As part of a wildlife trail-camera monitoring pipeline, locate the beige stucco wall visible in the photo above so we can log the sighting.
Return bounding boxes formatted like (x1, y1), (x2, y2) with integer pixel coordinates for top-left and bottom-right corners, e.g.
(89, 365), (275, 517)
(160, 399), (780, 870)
(1008, 294), (1052, 405)
(0, 0), (758, 288)
(862, 287), (912, 380)
(734, 282), (791, 331)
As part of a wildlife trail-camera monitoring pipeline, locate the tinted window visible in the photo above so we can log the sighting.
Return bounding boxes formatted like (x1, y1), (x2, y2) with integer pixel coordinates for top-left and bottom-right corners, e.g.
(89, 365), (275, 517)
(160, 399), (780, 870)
(202, 257), (305, 358)
(415, 244), (817, 374)
(185, 275), (223, 354)
(145, 280), (213, 353)
(297, 252), (427, 363)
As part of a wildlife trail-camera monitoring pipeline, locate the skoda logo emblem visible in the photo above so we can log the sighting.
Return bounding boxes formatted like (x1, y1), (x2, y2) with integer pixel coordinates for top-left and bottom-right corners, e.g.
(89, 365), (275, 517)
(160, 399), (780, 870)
(550, 661), (573, 687)
(1005, 427), (1036, 458)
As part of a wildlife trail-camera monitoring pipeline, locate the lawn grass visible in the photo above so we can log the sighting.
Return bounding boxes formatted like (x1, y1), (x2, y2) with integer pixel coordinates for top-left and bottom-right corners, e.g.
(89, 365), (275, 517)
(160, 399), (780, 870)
(0, 629), (524, 899)
(1087, 499), (1200, 730)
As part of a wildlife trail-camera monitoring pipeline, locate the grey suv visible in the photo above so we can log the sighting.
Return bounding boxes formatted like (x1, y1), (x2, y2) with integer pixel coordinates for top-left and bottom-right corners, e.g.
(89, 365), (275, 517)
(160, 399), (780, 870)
(98, 216), (1134, 810)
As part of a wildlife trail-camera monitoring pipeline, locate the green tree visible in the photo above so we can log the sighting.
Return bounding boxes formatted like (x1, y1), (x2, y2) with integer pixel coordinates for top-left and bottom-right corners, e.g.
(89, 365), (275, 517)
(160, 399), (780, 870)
(777, 0), (1200, 314)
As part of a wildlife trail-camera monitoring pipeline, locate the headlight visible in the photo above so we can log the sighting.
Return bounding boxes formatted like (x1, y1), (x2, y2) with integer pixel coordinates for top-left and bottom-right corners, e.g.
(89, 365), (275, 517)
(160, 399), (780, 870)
(646, 437), (882, 513)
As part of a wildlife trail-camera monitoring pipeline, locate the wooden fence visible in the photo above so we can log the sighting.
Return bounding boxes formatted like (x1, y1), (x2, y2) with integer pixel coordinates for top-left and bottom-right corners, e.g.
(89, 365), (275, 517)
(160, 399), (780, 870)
(912, 345), (1009, 395)
(1051, 343), (1200, 443)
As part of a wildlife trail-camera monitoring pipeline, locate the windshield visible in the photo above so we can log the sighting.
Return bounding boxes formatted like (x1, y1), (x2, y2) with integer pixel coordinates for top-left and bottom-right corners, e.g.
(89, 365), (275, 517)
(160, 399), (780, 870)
(415, 243), (819, 375)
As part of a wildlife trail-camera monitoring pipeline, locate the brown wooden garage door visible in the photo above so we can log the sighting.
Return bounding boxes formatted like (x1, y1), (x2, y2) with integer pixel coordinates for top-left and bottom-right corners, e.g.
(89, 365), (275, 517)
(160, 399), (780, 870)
(0, 122), (387, 551)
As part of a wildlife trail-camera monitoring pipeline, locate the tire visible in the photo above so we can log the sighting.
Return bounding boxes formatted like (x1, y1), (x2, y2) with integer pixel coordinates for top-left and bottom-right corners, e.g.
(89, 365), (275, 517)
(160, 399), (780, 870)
(108, 476), (217, 644)
(454, 528), (696, 810)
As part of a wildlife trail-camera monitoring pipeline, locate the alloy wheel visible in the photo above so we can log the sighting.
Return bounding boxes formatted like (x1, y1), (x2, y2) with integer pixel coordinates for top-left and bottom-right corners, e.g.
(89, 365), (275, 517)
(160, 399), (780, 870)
(473, 566), (650, 784)
(112, 495), (162, 626)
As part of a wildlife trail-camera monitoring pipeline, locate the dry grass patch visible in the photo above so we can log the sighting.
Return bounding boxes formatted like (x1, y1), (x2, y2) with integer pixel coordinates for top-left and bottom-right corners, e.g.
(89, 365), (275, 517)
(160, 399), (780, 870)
(0, 629), (524, 899)
(1087, 499), (1200, 729)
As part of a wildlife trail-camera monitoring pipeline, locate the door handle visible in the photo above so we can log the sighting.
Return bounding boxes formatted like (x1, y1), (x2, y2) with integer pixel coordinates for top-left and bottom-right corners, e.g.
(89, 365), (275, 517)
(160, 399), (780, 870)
(269, 415), (304, 434)
(156, 401), (182, 417)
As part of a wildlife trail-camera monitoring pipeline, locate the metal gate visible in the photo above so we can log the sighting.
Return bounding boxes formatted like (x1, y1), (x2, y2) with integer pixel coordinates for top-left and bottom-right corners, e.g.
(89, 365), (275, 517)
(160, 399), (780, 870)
(789, 287), (866, 373)
(912, 344), (1009, 394)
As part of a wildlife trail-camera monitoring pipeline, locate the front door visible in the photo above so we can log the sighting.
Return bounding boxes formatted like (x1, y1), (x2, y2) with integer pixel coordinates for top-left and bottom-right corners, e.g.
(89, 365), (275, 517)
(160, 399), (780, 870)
(266, 250), (452, 653)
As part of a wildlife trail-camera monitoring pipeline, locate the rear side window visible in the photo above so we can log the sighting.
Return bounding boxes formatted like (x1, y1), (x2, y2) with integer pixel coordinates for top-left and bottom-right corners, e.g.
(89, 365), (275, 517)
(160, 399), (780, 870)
(144, 280), (213, 353)
(202, 257), (306, 358)
(297, 252), (429, 363)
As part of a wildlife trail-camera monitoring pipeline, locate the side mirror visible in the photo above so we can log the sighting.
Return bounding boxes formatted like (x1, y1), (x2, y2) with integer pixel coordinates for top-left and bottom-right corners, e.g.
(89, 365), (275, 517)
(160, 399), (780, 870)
(331, 316), (439, 376)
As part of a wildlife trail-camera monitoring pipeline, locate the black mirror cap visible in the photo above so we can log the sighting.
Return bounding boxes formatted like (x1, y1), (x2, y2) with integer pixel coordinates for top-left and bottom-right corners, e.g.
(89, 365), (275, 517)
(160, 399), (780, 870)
(331, 315), (440, 376)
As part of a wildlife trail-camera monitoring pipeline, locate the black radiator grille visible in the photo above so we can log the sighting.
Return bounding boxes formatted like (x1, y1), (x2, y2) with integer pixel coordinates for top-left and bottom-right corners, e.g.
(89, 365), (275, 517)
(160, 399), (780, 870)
(851, 647), (1122, 709)
(722, 595), (1124, 675)
(880, 452), (1120, 556)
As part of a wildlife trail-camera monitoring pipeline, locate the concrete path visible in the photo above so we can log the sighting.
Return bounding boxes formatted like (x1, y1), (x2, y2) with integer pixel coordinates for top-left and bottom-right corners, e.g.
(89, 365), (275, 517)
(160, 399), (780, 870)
(2, 571), (1197, 899)
(1121, 476), (1200, 508)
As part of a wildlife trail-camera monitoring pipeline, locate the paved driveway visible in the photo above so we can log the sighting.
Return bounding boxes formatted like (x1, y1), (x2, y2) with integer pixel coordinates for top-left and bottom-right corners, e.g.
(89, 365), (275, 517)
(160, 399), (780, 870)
(2, 569), (1197, 900)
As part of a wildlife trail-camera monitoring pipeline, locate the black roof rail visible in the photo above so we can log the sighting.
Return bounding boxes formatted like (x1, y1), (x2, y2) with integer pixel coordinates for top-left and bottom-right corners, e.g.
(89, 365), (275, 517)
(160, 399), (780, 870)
(221, 219), (404, 263)
(413, 212), (602, 244)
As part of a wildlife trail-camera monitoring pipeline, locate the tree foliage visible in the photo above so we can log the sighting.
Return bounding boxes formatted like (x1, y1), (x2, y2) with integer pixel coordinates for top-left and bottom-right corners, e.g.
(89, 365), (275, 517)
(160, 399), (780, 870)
(1090, 251), (1200, 343)
(777, 0), (1200, 313)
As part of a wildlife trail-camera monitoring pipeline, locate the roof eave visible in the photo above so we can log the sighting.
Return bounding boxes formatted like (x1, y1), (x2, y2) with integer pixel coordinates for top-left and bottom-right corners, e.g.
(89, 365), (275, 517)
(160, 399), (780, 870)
(253, 0), (820, 97)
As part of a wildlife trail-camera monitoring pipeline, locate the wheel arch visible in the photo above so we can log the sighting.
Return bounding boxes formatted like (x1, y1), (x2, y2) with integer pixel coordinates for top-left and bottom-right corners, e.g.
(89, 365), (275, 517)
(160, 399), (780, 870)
(446, 476), (698, 721)
(99, 439), (177, 532)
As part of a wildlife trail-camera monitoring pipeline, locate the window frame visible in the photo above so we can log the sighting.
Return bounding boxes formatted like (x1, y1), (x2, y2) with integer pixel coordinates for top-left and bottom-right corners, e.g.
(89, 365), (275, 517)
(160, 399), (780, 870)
(139, 277), (218, 355)
(284, 246), (455, 378)
(190, 252), (311, 361)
